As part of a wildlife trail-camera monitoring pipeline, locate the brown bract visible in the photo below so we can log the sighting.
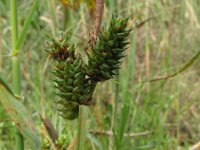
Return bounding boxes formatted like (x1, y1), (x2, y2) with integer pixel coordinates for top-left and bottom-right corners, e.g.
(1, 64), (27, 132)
(50, 46), (76, 61)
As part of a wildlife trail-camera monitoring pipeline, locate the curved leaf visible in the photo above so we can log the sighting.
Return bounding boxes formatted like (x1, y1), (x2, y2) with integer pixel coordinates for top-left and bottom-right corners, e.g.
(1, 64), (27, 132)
(0, 75), (41, 149)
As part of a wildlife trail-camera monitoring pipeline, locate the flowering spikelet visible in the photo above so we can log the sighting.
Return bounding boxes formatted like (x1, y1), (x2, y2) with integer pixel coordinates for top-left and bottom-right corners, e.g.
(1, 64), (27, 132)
(87, 17), (131, 81)
(47, 37), (96, 120)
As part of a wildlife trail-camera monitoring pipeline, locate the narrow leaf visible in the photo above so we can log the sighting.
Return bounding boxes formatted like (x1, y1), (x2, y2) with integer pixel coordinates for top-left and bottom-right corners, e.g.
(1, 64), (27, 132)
(15, 0), (39, 50)
(0, 74), (20, 99)
(0, 79), (41, 149)
(147, 50), (200, 82)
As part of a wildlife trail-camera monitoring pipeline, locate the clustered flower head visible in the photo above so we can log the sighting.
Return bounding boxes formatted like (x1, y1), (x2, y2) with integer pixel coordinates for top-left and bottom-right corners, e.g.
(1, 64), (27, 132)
(87, 17), (131, 81)
(46, 16), (131, 120)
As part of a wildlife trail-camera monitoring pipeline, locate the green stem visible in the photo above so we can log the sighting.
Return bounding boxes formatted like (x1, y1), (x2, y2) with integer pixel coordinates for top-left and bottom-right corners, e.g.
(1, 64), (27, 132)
(10, 0), (24, 149)
(0, 15), (2, 72)
(63, 7), (70, 30)
(10, 0), (18, 47)
(114, 75), (120, 150)
(114, 75), (119, 124)
(48, 0), (57, 35)
(15, 0), (39, 51)
(76, 106), (88, 150)
(109, 0), (118, 16)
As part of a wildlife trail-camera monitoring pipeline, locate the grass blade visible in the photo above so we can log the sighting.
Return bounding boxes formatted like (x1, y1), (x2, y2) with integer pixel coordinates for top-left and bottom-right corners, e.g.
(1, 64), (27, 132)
(15, 0), (39, 51)
(0, 77), (41, 149)
(148, 50), (200, 82)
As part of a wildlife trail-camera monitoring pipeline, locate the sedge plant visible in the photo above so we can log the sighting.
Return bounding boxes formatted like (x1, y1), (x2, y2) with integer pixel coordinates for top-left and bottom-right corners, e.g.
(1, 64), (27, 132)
(46, 16), (131, 150)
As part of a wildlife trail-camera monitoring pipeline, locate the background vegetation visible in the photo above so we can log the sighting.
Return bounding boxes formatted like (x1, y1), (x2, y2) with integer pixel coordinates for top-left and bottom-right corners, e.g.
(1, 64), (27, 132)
(0, 0), (200, 149)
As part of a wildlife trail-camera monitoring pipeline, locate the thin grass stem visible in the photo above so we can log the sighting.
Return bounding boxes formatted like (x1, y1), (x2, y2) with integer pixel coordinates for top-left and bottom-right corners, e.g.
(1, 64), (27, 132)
(10, 0), (24, 149)
(76, 106), (88, 150)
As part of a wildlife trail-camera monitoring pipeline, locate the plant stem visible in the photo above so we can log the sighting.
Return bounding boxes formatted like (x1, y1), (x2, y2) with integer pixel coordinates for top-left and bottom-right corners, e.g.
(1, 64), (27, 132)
(15, 0), (39, 51)
(10, 0), (24, 149)
(76, 106), (88, 150)
(10, 0), (18, 47)
(63, 7), (70, 30)
(145, 0), (150, 92)
(0, 10), (2, 71)
(48, 0), (57, 35)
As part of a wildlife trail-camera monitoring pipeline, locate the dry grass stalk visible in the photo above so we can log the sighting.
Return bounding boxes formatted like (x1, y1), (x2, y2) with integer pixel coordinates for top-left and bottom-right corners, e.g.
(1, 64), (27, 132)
(40, 115), (58, 145)
(189, 141), (200, 150)
(89, 0), (104, 47)
(90, 130), (152, 137)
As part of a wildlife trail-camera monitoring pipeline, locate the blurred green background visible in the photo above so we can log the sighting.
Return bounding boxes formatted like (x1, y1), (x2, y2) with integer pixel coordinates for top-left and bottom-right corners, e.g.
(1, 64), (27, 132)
(0, 0), (200, 149)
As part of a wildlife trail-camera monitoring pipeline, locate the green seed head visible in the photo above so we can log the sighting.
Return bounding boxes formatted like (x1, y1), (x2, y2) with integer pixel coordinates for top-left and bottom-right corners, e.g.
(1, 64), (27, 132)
(87, 17), (131, 81)
(47, 16), (131, 120)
